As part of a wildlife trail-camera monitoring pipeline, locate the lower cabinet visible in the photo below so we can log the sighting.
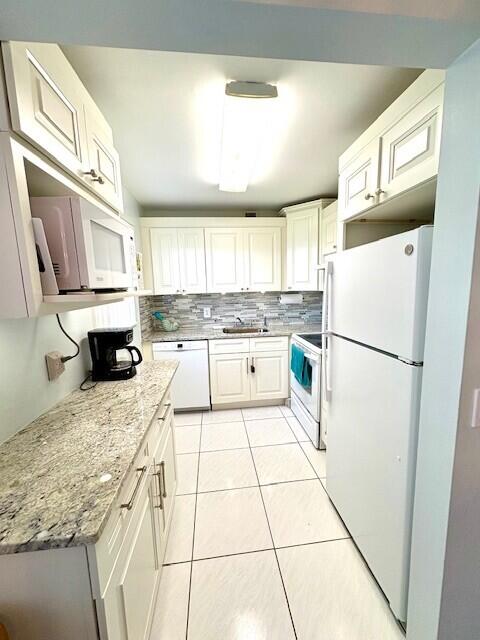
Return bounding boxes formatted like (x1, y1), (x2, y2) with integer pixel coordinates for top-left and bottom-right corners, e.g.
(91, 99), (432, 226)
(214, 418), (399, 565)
(209, 337), (289, 406)
(120, 491), (158, 640)
(0, 392), (177, 640)
(250, 351), (289, 401)
(96, 400), (177, 640)
(209, 352), (251, 404)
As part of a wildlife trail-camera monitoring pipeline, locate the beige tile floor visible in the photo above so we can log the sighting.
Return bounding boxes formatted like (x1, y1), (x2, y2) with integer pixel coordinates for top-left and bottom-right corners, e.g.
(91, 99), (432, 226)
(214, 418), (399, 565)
(150, 406), (405, 640)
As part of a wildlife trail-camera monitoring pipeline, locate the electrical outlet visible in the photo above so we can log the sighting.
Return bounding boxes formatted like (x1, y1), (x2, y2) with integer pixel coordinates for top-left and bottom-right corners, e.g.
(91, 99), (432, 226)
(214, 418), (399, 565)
(46, 351), (65, 381)
(203, 307), (212, 319)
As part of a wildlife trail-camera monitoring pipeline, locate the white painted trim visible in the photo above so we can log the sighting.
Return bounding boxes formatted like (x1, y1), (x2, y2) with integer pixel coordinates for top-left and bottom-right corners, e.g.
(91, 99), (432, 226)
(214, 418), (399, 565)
(140, 216), (286, 228)
(280, 198), (335, 215)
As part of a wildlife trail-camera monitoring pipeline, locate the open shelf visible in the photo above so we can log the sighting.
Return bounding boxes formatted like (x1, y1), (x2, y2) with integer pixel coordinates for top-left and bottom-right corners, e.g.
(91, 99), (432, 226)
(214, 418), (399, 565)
(40, 290), (152, 314)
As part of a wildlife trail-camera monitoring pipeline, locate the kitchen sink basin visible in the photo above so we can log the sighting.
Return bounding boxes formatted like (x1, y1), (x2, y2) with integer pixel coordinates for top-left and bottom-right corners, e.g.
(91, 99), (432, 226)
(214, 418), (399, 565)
(222, 327), (269, 334)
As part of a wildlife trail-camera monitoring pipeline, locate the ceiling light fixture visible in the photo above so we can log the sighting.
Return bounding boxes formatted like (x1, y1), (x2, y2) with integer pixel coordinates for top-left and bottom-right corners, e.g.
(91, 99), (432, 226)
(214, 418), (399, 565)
(219, 81), (278, 193)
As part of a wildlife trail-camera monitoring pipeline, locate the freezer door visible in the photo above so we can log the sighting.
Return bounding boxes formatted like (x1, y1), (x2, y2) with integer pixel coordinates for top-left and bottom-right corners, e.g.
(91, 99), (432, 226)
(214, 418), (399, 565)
(325, 335), (422, 621)
(330, 226), (433, 361)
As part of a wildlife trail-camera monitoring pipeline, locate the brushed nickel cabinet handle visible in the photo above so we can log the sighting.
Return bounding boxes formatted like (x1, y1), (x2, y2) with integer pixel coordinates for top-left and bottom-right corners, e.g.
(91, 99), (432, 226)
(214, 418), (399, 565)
(160, 461), (167, 499)
(153, 466), (164, 509)
(92, 175), (105, 184)
(364, 193), (375, 200)
(121, 466), (147, 510)
(83, 169), (98, 178)
(157, 403), (171, 422)
(375, 188), (386, 196)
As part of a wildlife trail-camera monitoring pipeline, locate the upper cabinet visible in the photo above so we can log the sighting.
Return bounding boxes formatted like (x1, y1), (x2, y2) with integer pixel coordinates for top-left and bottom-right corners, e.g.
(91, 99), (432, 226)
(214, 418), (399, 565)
(378, 84), (443, 204)
(338, 70), (445, 222)
(285, 207), (319, 291)
(142, 219), (285, 296)
(320, 200), (338, 258)
(2, 41), (123, 212)
(150, 227), (206, 295)
(205, 226), (282, 293)
(83, 100), (123, 211)
(2, 42), (88, 178)
(338, 140), (380, 220)
(243, 227), (282, 292)
(205, 228), (245, 293)
(283, 199), (334, 291)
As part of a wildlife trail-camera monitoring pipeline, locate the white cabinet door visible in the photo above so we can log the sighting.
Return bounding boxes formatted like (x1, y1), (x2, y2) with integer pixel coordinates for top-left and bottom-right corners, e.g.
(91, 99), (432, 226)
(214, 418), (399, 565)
(244, 227), (282, 292)
(2, 41), (88, 178)
(150, 228), (181, 294)
(159, 424), (177, 532)
(177, 228), (207, 294)
(379, 84), (444, 202)
(210, 353), (250, 404)
(84, 103), (123, 211)
(249, 351), (288, 401)
(321, 201), (338, 257)
(205, 228), (245, 293)
(338, 139), (380, 221)
(120, 492), (159, 640)
(286, 208), (319, 291)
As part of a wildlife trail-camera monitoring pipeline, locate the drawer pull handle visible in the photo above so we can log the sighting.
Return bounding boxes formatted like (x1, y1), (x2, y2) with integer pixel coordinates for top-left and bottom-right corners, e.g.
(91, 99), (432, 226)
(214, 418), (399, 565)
(121, 466), (147, 511)
(153, 466), (164, 509)
(157, 403), (172, 422)
(160, 461), (167, 498)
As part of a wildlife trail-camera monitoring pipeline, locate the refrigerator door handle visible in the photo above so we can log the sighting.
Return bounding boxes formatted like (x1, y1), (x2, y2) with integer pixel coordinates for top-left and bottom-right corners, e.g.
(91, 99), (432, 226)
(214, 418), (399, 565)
(322, 261), (333, 402)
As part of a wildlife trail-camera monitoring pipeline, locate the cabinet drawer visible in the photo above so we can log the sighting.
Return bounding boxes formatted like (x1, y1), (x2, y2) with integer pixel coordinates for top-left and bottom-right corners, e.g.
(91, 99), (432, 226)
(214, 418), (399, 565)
(92, 397), (171, 597)
(249, 336), (289, 352)
(93, 446), (150, 597)
(148, 392), (172, 456)
(209, 338), (250, 354)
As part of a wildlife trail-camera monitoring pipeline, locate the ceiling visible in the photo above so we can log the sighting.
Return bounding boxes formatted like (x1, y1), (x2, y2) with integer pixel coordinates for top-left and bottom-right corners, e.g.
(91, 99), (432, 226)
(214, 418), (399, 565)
(235, 0), (480, 21)
(64, 46), (421, 209)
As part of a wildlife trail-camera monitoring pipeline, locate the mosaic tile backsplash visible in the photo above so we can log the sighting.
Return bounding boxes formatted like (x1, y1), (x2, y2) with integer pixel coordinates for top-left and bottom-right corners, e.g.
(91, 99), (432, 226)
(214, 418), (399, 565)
(139, 292), (322, 339)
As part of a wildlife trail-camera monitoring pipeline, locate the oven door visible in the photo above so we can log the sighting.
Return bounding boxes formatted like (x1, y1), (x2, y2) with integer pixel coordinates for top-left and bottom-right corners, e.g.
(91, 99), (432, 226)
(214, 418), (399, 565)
(72, 197), (134, 290)
(290, 339), (321, 421)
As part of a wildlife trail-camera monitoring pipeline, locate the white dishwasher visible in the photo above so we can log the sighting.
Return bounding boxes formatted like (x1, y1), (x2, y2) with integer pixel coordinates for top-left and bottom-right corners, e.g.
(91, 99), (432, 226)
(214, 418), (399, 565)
(152, 340), (210, 410)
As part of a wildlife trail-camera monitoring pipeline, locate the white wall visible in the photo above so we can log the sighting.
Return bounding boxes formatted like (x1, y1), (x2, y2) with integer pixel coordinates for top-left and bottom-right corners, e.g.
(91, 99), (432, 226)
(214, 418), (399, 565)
(0, 186), (142, 444)
(407, 38), (480, 639)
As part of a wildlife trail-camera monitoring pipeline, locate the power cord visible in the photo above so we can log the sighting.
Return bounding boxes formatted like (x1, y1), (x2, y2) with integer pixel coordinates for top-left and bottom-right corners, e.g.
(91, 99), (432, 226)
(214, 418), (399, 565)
(80, 372), (97, 391)
(56, 313), (80, 363)
(55, 314), (97, 391)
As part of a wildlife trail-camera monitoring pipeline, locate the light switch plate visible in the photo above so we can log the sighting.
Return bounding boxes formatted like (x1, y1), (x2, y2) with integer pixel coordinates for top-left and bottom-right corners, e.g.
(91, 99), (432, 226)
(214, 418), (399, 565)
(203, 307), (211, 319)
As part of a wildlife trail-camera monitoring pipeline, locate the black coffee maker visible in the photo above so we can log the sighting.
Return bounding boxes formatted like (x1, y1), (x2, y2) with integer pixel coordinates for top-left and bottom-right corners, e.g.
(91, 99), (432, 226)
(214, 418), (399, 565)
(88, 327), (143, 381)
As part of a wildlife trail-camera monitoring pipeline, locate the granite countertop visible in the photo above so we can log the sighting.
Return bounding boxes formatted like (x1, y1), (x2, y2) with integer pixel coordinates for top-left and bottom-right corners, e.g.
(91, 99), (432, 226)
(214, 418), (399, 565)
(0, 360), (178, 555)
(147, 323), (323, 343)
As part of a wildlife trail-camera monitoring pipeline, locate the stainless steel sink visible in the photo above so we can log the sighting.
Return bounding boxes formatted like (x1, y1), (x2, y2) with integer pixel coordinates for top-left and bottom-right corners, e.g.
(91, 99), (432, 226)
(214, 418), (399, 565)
(222, 327), (268, 334)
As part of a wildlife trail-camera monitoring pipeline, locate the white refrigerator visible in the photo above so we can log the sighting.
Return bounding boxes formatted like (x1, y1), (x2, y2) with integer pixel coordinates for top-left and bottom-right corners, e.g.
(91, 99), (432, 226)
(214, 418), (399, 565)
(324, 226), (433, 622)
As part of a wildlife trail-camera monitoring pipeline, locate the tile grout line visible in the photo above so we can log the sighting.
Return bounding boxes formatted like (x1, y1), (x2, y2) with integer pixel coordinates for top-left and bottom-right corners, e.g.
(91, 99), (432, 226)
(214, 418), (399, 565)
(243, 418), (299, 640)
(163, 536), (353, 567)
(178, 475), (330, 498)
(183, 414), (203, 640)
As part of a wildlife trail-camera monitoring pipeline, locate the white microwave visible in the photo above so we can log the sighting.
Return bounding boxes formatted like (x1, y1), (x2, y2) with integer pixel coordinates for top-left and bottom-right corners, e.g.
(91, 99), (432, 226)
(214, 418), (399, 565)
(31, 196), (135, 292)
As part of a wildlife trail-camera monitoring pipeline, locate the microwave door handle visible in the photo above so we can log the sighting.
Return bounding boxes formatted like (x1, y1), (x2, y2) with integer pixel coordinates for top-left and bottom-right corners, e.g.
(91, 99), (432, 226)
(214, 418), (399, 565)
(126, 346), (143, 366)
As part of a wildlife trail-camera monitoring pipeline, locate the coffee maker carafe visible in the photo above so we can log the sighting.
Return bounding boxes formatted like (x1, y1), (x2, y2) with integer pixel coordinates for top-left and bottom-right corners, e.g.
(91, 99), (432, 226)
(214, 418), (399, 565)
(88, 327), (143, 381)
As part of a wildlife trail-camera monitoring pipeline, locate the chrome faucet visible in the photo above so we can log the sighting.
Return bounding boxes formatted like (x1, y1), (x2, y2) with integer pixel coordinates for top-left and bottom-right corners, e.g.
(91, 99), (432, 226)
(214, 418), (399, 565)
(235, 316), (244, 325)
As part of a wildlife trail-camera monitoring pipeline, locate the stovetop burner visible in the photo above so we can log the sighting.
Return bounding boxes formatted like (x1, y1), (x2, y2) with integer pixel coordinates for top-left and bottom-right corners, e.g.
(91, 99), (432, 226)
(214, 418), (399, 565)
(297, 333), (323, 350)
